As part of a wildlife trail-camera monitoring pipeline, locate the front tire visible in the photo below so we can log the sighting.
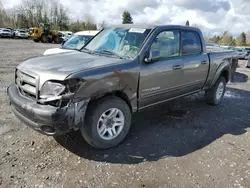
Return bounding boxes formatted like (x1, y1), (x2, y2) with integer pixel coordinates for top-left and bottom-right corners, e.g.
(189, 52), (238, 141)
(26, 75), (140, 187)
(205, 77), (226, 106)
(81, 96), (131, 149)
(33, 39), (40, 43)
(41, 35), (48, 43)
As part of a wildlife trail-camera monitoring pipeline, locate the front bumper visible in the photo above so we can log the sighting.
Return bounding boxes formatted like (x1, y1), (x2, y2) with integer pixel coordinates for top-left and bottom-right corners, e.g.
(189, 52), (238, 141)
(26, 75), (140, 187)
(17, 34), (28, 38)
(1, 33), (11, 37)
(7, 84), (87, 136)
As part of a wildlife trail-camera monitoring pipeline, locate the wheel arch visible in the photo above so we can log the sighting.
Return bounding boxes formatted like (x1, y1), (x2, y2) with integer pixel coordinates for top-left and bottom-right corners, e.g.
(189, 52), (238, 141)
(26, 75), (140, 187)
(210, 61), (231, 87)
(89, 91), (133, 113)
(220, 69), (230, 82)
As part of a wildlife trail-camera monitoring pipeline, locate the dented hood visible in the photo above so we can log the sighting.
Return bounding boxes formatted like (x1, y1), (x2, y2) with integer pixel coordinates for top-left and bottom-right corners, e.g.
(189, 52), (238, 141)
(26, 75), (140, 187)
(18, 51), (123, 78)
(17, 51), (124, 89)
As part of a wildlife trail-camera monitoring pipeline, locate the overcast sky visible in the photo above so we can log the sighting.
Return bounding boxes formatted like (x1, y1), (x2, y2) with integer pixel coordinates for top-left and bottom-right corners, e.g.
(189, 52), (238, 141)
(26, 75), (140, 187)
(1, 0), (250, 36)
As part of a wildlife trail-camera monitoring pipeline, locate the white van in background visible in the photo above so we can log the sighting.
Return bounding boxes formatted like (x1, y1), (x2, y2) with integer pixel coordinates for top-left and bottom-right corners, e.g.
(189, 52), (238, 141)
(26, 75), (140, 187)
(43, 30), (100, 55)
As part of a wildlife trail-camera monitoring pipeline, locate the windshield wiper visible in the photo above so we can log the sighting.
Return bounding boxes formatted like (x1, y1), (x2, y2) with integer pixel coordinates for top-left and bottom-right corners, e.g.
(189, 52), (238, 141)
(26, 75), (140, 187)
(95, 50), (124, 59)
(81, 47), (92, 54)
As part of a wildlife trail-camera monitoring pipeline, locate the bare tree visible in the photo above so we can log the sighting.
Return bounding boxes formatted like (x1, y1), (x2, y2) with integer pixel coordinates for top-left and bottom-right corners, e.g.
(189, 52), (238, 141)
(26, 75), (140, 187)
(99, 20), (107, 29)
(0, 0), (96, 32)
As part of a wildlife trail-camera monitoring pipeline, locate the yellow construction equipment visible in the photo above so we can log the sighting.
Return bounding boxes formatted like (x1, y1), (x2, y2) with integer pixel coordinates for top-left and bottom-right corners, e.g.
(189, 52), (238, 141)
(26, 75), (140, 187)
(28, 23), (62, 44)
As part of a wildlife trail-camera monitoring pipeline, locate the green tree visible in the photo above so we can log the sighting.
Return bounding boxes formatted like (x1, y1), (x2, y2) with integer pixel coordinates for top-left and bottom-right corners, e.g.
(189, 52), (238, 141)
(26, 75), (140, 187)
(236, 32), (247, 46)
(216, 36), (221, 43)
(246, 31), (250, 45)
(242, 32), (246, 45)
(241, 32), (246, 46)
(185, 20), (189, 26)
(212, 35), (217, 43)
(122, 11), (133, 24)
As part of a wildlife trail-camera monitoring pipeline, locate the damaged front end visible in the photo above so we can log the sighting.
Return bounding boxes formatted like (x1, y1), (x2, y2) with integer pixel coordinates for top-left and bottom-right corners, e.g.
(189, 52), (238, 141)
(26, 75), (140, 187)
(8, 78), (90, 136)
(37, 78), (90, 133)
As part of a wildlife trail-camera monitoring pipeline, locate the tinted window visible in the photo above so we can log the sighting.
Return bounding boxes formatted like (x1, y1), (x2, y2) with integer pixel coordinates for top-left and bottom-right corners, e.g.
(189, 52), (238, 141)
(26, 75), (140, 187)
(182, 31), (202, 55)
(150, 30), (180, 58)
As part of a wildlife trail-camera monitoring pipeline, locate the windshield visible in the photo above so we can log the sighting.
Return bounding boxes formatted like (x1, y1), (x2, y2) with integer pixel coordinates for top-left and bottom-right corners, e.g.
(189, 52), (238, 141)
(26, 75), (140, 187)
(3, 30), (10, 32)
(84, 27), (151, 59)
(62, 35), (94, 50)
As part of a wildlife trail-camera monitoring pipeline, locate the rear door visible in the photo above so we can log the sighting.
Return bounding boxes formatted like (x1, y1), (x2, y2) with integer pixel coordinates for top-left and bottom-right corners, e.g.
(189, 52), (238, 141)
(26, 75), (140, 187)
(181, 30), (209, 93)
(139, 29), (185, 108)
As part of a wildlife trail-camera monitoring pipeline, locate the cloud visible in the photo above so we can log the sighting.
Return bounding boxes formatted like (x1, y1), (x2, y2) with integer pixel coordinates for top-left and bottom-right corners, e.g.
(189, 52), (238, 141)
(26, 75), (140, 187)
(2, 0), (250, 36)
(1, 0), (21, 9)
(173, 0), (231, 12)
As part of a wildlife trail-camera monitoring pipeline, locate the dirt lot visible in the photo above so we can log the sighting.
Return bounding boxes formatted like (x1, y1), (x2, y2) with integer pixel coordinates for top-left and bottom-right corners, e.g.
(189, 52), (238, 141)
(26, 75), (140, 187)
(0, 38), (249, 188)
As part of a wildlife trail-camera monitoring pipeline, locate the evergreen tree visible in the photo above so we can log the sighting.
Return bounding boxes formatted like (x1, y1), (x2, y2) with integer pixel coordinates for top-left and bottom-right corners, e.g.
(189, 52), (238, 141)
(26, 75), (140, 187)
(122, 11), (133, 24)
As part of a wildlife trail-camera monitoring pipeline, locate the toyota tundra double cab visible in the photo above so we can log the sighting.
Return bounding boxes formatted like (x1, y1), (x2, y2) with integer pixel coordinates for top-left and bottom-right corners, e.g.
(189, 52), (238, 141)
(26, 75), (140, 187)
(8, 25), (238, 149)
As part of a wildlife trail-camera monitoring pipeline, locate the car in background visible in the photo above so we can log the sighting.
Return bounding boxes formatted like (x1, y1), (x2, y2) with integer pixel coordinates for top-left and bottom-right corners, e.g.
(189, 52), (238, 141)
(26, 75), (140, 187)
(235, 48), (248, 60)
(220, 45), (233, 50)
(61, 35), (72, 42)
(43, 30), (99, 55)
(206, 42), (221, 51)
(241, 47), (250, 57)
(60, 31), (73, 42)
(6, 28), (14, 37)
(14, 29), (29, 39)
(0, 28), (12, 38)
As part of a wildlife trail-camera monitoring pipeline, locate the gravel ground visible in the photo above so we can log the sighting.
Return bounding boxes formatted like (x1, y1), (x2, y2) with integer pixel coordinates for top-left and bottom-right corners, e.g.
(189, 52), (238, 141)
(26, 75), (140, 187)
(0, 38), (249, 188)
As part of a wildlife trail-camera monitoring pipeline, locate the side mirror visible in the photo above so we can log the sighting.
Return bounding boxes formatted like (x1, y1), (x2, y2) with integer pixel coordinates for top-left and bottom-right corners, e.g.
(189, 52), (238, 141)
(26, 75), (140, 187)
(144, 50), (161, 64)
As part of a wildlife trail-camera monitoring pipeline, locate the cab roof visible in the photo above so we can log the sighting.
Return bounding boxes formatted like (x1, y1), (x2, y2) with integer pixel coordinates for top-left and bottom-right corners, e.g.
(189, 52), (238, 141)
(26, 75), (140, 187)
(75, 30), (100, 36)
(108, 24), (200, 31)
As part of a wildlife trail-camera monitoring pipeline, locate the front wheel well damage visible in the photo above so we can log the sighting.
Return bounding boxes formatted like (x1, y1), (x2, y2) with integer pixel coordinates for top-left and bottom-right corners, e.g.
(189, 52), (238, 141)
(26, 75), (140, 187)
(88, 91), (132, 112)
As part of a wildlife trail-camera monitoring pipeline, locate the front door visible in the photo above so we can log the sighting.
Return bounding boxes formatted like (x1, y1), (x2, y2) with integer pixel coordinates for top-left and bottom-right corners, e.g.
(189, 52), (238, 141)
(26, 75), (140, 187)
(139, 29), (185, 109)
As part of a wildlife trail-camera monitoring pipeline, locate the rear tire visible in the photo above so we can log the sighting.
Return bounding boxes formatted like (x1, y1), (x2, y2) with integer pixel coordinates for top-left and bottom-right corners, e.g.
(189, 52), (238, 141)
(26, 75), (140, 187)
(53, 36), (61, 44)
(231, 63), (237, 81)
(205, 77), (226, 106)
(81, 96), (131, 149)
(48, 38), (53, 43)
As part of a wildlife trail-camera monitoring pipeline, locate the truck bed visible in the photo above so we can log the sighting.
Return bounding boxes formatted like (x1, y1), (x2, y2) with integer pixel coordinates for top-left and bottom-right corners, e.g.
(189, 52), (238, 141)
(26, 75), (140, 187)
(206, 50), (238, 87)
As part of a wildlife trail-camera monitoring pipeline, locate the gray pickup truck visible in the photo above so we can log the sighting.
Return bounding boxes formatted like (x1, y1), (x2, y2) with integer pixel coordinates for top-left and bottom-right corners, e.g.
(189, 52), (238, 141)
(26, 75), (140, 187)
(8, 25), (238, 149)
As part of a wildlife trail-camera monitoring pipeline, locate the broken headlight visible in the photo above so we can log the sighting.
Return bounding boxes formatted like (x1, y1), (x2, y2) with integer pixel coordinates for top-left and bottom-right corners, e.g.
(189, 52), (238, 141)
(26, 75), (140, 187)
(40, 81), (65, 99)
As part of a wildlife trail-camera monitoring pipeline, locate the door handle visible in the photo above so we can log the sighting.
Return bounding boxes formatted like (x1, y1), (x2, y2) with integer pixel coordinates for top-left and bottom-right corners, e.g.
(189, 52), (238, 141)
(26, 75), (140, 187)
(172, 65), (183, 70)
(201, 61), (208, 64)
